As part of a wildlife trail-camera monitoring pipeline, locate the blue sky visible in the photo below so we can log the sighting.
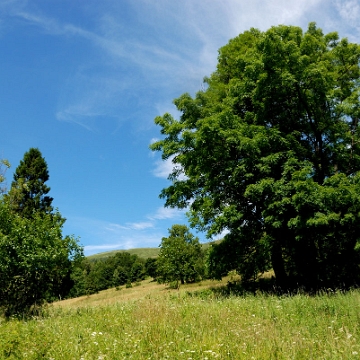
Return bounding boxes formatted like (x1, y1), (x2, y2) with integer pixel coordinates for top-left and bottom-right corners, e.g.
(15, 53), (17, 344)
(1, 0), (359, 255)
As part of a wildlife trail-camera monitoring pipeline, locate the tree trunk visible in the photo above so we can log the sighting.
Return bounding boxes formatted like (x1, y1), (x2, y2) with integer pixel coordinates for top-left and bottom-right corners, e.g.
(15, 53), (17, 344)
(294, 236), (318, 291)
(271, 241), (288, 290)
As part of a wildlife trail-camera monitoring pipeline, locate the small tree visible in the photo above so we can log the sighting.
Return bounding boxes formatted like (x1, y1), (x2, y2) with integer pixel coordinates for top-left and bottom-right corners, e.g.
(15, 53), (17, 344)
(5, 148), (53, 218)
(113, 266), (128, 287)
(130, 261), (146, 283)
(157, 224), (204, 285)
(145, 257), (158, 279)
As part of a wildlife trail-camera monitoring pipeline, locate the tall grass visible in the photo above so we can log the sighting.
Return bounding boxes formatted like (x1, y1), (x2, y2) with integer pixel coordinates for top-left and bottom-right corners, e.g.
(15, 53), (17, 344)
(1, 281), (360, 359)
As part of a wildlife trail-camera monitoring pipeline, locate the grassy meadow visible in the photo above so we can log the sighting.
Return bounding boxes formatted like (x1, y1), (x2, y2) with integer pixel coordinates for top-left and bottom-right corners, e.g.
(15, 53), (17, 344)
(1, 277), (360, 359)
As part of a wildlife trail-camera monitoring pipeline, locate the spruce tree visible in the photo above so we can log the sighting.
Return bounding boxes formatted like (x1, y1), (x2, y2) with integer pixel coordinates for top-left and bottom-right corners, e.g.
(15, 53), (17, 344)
(6, 148), (53, 218)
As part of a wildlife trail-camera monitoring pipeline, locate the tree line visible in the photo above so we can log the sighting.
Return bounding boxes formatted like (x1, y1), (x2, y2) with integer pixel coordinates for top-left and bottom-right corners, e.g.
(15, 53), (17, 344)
(69, 252), (150, 297)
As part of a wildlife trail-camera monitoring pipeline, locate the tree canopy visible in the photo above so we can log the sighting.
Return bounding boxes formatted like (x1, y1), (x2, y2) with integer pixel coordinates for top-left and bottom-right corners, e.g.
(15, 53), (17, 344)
(5, 148), (53, 218)
(151, 23), (360, 290)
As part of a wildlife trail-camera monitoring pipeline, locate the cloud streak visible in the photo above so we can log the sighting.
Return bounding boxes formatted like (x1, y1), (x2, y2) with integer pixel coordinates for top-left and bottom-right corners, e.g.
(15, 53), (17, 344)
(127, 221), (154, 230)
(3, 0), (359, 133)
(148, 207), (184, 221)
(152, 157), (175, 179)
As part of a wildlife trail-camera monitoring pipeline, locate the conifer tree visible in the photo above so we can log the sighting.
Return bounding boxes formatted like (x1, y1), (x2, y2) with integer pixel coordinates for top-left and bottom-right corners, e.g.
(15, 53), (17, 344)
(6, 148), (53, 218)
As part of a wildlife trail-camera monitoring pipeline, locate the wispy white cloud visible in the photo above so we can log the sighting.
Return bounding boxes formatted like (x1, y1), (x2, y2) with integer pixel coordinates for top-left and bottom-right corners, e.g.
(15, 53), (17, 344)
(212, 228), (230, 241)
(56, 74), (128, 133)
(4, 0), (359, 133)
(16, 11), (65, 34)
(127, 221), (154, 230)
(152, 154), (188, 181)
(334, 0), (360, 38)
(335, 0), (360, 23)
(152, 157), (175, 179)
(149, 137), (159, 145)
(148, 206), (183, 221)
(104, 223), (130, 231)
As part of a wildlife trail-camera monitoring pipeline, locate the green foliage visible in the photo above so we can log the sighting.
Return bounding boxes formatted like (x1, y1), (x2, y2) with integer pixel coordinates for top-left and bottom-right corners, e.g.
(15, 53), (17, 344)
(157, 224), (205, 285)
(151, 23), (360, 289)
(130, 261), (146, 282)
(145, 257), (158, 279)
(0, 202), (83, 317)
(5, 148), (53, 218)
(113, 266), (128, 287)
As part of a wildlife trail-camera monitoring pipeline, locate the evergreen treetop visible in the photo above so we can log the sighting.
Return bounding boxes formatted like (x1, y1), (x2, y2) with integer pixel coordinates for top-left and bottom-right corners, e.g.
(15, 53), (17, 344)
(6, 148), (53, 218)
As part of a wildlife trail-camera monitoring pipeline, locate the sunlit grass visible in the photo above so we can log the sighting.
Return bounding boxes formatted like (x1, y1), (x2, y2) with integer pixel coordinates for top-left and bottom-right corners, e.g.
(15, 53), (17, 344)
(1, 278), (360, 359)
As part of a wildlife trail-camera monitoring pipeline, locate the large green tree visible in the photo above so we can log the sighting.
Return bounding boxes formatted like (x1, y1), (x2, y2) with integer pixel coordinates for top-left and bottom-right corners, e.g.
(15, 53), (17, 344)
(157, 224), (204, 285)
(151, 23), (360, 290)
(5, 148), (53, 218)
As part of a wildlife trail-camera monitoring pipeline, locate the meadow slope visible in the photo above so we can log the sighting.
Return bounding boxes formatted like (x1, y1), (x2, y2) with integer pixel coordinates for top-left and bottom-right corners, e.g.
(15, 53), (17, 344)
(1, 278), (360, 359)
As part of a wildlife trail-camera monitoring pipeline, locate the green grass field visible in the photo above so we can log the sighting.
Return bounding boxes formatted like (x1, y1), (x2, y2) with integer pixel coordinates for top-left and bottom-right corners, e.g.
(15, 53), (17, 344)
(1, 277), (360, 359)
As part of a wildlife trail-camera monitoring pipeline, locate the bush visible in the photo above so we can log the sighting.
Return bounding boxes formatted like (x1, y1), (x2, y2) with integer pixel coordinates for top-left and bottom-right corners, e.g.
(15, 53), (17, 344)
(0, 203), (82, 317)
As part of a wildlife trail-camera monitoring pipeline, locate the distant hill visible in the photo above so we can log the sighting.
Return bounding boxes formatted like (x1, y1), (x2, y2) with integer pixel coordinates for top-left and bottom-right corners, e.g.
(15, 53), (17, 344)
(87, 240), (222, 261)
(87, 248), (160, 261)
